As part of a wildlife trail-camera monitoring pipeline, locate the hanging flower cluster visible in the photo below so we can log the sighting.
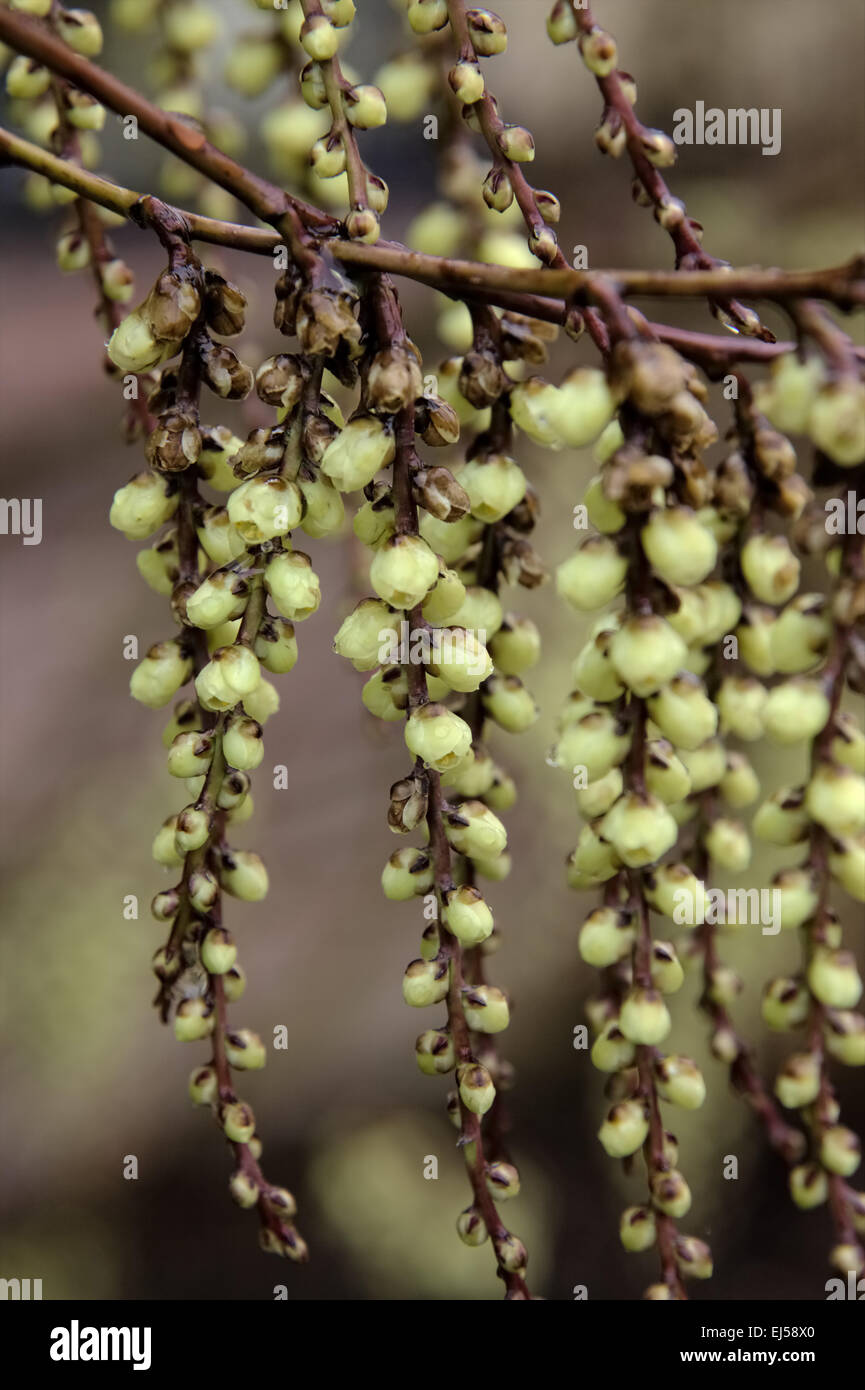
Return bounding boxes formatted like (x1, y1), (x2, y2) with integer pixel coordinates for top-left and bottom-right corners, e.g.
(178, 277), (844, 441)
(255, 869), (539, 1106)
(327, 275), (541, 1296)
(107, 200), (363, 1259)
(1, 0), (862, 1299)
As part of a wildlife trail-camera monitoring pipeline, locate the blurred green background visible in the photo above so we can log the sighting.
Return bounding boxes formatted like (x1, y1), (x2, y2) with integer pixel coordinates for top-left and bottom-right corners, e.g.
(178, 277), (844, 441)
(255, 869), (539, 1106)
(0, 0), (863, 1301)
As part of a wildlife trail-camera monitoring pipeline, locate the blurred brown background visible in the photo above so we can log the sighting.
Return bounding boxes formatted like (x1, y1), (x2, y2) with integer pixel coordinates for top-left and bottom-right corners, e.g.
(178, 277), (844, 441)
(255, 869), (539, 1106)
(1, 0), (863, 1301)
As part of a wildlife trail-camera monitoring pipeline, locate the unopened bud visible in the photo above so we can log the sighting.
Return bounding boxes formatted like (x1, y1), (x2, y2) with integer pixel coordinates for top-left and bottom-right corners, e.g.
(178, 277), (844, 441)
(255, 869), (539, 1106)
(457, 1061), (496, 1115)
(222, 1101), (256, 1144)
(639, 127), (677, 167)
(199, 339), (253, 400)
(257, 360), (304, 420)
(145, 410), (201, 473)
(203, 271), (246, 336)
(482, 166), (514, 212)
(367, 344), (423, 413)
(456, 1206), (488, 1245)
(416, 394), (461, 448)
(650, 1168), (692, 1219)
(388, 774), (428, 834)
(675, 1235), (713, 1281)
(486, 1160), (520, 1200)
(547, 0), (577, 45)
(344, 84), (387, 130)
(174, 997), (214, 1043)
(497, 124), (534, 163)
(300, 13), (338, 59)
(448, 60), (484, 104)
(415, 1027), (455, 1076)
(225, 1028), (266, 1071)
(188, 1064), (217, 1106)
(579, 26), (617, 76)
(413, 466), (470, 523)
(345, 206), (381, 243)
(402, 957), (449, 1008)
(599, 1099), (649, 1158)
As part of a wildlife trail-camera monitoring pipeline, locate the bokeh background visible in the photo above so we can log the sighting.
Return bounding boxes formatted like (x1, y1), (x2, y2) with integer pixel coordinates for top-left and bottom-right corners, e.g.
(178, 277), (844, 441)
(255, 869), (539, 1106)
(1, 0), (863, 1301)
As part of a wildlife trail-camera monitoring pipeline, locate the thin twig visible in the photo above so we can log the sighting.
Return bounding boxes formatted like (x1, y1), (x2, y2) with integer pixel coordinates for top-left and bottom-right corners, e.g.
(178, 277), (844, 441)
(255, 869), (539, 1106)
(568, 0), (775, 339)
(0, 5), (330, 260)
(2, 119), (862, 307)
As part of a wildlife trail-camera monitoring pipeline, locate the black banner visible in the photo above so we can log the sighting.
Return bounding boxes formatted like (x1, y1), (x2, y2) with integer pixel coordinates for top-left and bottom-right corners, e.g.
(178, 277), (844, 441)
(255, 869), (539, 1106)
(2, 1296), (861, 1376)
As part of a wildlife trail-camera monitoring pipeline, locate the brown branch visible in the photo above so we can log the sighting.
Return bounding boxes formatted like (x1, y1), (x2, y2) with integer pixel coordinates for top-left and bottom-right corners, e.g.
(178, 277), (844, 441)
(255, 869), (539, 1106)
(792, 299), (862, 376)
(10, 121), (862, 373)
(2, 121), (862, 309)
(271, 241), (865, 308)
(568, 0), (775, 340)
(300, 0), (371, 217)
(447, 0), (556, 256)
(48, 55), (154, 434)
(4, 127), (845, 373)
(0, 4), (332, 258)
(444, 0), (612, 348)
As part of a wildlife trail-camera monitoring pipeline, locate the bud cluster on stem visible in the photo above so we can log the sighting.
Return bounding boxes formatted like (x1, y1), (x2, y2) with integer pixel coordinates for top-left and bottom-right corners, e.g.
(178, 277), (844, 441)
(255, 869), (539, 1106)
(761, 531), (865, 1274)
(333, 274), (533, 1296)
(108, 202), (340, 1259)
